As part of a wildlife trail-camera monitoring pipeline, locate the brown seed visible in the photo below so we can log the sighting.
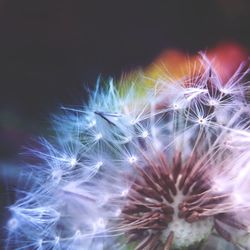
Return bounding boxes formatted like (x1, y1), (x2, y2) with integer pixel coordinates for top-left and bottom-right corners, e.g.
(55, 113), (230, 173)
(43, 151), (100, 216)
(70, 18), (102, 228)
(135, 233), (155, 250)
(214, 220), (232, 242)
(164, 231), (174, 250)
(172, 152), (182, 182)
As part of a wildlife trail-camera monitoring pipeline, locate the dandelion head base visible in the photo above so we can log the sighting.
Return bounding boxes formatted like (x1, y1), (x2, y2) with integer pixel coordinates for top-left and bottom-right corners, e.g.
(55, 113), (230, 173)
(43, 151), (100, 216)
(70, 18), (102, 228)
(118, 152), (216, 249)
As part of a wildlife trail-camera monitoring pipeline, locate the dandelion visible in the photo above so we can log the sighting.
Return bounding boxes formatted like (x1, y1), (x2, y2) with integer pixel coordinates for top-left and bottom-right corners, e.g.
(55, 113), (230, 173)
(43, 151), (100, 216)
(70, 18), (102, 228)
(5, 54), (250, 250)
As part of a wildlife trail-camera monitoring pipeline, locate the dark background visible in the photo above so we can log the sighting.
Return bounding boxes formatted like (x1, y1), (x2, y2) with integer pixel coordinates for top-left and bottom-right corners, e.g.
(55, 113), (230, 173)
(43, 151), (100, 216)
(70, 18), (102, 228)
(0, 0), (249, 245)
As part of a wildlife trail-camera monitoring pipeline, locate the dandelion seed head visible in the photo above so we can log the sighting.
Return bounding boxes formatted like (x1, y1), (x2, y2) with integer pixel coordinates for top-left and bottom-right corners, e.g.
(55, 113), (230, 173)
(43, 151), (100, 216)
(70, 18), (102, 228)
(6, 54), (250, 250)
(88, 119), (96, 128)
(208, 98), (219, 106)
(124, 136), (132, 143)
(173, 103), (180, 110)
(128, 155), (137, 164)
(7, 218), (19, 231)
(68, 157), (77, 167)
(93, 218), (106, 231)
(121, 189), (129, 197)
(197, 117), (206, 125)
(141, 130), (149, 138)
(95, 161), (103, 168)
(51, 169), (62, 182)
(95, 132), (103, 141)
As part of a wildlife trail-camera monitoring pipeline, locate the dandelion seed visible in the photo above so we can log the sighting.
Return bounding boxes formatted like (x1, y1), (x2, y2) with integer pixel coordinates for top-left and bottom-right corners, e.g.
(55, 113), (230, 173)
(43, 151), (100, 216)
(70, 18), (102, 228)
(96, 218), (106, 229)
(51, 169), (62, 182)
(208, 98), (219, 107)
(95, 161), (103, 168)
(7, 218), (19, 231)
(128, 155), (137, 164)
(141, 130), (149, 138)
(69, 157), (77, 167)
(95, 133), (103, 140)
(88, 119), (96, 128)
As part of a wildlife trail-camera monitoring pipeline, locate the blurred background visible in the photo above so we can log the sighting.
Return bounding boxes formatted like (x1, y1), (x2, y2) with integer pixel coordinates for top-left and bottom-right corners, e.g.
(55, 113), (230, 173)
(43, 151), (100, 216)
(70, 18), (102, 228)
(0, 0), (249, 245)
